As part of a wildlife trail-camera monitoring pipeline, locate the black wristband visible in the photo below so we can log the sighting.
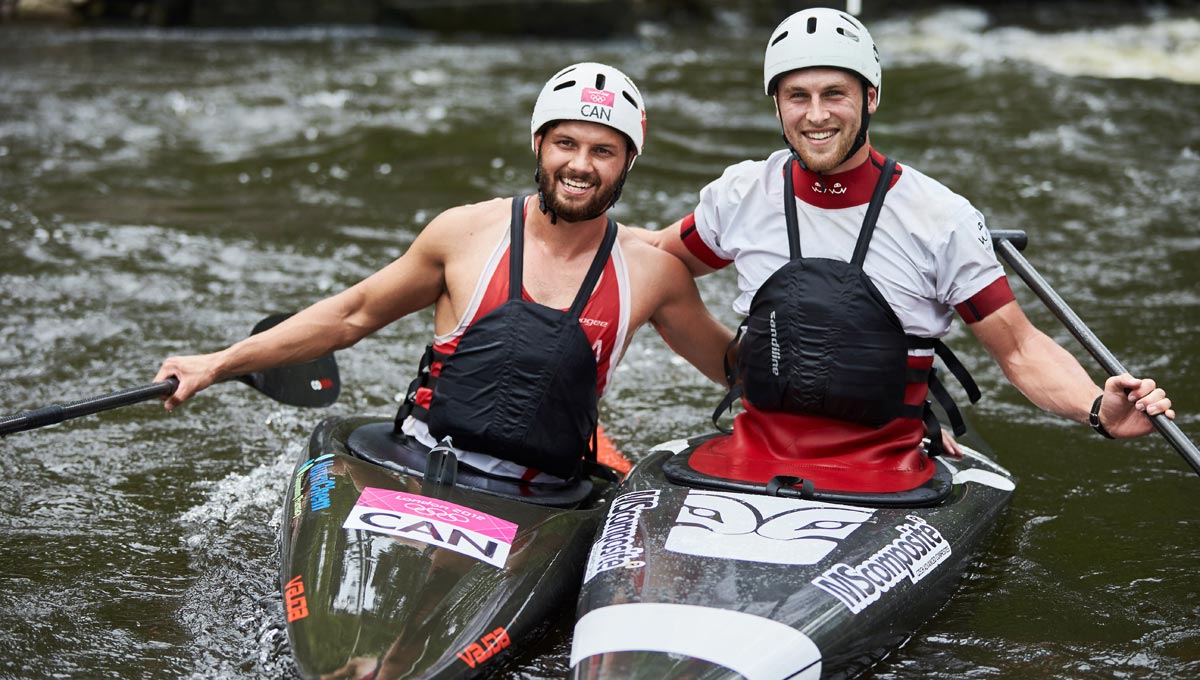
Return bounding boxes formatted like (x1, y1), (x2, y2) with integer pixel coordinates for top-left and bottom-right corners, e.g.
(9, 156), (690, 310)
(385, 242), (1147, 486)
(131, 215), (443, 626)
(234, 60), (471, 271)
(1089, 394), (1115, 439)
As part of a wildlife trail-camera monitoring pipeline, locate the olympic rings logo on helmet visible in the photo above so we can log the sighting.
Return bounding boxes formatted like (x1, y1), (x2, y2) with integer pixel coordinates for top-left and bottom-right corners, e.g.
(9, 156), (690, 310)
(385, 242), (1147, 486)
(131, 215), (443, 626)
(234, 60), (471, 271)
(530, 62), (646, 165)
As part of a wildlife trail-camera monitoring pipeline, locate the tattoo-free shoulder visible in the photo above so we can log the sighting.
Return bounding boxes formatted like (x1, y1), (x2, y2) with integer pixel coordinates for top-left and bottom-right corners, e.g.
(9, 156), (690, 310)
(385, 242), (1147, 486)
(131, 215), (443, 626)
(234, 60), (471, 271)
(420, 196), (512, 243)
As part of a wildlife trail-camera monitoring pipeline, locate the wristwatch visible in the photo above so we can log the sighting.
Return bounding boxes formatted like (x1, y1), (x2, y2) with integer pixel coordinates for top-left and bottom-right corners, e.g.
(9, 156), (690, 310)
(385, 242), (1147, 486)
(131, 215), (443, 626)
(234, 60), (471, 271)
(1089, 394), (1115, 439)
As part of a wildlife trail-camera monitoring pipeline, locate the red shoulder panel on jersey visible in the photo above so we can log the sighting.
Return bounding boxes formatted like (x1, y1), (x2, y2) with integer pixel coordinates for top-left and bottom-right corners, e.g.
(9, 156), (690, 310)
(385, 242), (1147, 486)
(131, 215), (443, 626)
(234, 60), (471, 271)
(955, 275), (1016, 323)
(679, 214), (732, 270)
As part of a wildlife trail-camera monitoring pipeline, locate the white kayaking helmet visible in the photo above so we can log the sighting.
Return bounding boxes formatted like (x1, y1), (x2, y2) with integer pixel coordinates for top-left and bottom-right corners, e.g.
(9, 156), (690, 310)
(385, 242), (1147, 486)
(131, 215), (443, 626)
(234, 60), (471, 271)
(530, 62), (647, 163)
(763, 7), (881, 105)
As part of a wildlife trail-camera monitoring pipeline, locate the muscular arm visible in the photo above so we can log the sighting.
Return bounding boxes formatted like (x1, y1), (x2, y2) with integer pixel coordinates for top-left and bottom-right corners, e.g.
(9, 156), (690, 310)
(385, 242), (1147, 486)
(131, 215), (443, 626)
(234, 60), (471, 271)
(647, 255), (734, 386)
(154, 213), (453, 409)
(628, 218), (720, 278)
(970, 300), (1173, 437)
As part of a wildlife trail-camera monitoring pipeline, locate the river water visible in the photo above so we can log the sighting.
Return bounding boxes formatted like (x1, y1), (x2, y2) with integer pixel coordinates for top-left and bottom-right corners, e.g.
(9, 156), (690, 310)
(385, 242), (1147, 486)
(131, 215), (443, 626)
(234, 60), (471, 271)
(1, 6), (1198, 679)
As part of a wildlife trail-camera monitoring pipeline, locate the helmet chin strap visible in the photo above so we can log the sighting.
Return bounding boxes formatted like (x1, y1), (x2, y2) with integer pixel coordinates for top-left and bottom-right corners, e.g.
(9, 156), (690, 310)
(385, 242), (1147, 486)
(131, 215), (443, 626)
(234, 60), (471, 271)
(607, 165), (630, 210)
(844, 79), (871, 164)
(536, 191), (558, 225)
(533, 148), (558, 225)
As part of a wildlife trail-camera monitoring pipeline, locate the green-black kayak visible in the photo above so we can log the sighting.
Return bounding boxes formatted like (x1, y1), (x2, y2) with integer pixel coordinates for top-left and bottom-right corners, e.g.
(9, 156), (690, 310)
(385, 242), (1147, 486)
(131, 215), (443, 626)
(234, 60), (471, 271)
(280, 416), (618, 679)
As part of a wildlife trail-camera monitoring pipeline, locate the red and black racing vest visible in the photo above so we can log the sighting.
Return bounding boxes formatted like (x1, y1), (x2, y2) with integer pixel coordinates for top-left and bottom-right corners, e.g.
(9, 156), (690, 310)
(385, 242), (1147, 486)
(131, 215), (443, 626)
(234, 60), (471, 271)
(399, 196), (617, 479)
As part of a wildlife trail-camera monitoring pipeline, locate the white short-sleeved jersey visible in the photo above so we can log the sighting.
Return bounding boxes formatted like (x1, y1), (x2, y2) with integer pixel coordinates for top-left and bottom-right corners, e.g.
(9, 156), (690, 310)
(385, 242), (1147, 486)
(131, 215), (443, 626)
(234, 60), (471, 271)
(688, 148), (1010, 338)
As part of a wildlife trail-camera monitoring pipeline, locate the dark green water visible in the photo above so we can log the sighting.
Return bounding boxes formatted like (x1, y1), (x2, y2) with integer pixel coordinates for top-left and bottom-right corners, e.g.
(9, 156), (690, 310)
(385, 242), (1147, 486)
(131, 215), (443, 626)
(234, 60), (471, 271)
(1, 7), (1198, 679)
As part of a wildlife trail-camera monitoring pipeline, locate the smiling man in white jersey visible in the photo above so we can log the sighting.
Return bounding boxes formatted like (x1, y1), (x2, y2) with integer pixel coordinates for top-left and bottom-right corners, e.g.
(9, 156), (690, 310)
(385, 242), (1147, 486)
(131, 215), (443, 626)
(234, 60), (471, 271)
(154, 62), (733, 483)
(638, 8), (1174, 494)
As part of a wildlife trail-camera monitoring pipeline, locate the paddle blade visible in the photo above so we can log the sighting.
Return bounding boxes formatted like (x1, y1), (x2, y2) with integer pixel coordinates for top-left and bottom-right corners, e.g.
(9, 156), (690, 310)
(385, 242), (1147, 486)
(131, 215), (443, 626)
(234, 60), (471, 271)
(237, 312), (341, 407)
(251, 312), (296, 335)
(239, 355), (340, 408)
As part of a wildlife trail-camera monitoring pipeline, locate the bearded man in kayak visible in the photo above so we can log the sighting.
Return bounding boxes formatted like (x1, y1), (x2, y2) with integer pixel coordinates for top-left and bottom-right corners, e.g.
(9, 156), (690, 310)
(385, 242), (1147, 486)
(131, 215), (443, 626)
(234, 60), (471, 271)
(636, 8), (1174, 494)
(155, 62), (732, 483)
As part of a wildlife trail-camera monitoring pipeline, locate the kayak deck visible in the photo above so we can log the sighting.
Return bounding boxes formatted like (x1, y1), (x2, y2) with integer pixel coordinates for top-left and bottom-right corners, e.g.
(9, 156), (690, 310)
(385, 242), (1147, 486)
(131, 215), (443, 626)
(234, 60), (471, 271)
(570, 435), (1016, 680)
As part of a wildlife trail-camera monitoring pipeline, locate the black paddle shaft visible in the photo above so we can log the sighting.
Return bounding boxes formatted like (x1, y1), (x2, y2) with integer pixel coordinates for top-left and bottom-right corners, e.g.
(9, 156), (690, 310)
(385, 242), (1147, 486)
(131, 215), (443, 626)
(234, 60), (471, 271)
(991, 233), (1200, 475)
(0, 378), (179, 437)
(0, 313), (340, 437)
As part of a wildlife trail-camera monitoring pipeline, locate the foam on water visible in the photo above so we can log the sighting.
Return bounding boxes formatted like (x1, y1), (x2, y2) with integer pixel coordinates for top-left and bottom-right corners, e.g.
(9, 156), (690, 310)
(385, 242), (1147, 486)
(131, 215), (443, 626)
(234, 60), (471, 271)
(876, 8), (1200, 84)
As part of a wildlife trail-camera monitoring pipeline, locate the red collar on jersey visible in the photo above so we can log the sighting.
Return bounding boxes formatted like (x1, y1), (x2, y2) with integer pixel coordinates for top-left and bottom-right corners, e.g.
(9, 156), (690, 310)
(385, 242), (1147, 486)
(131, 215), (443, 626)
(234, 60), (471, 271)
(788, 147), (903, 209)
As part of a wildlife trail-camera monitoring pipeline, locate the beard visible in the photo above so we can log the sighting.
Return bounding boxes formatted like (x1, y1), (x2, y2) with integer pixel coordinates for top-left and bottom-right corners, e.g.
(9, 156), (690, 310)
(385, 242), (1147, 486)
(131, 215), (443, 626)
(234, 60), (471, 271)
(788, 119), (861, 174)
(536, 156), (622, 222)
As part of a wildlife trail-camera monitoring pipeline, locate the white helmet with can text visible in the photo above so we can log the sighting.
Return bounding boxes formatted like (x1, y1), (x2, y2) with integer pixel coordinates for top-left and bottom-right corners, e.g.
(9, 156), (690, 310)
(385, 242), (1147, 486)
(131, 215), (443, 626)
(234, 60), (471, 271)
(763, 7), (881, 104)
(530, 62), (646, 164)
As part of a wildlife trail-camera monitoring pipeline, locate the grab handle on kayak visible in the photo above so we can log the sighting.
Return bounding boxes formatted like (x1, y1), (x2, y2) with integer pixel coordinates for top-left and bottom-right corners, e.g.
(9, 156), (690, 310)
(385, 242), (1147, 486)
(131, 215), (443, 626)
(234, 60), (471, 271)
(423, 437), (459, 491)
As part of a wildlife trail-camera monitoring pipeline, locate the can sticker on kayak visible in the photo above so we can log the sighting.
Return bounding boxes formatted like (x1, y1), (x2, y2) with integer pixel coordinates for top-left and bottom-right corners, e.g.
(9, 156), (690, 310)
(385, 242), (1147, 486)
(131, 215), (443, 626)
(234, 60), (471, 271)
(665, 490), (874, 565)
(342, 488), (519, 568)
(811, 515), (952, 615)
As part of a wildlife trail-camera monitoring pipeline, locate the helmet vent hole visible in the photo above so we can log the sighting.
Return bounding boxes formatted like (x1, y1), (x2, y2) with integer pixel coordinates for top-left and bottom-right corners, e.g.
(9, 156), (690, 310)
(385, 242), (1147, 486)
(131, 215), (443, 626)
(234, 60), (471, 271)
(770, 31), (788, 46)
(595, 73), (606, 90)
(552, 80), (575, 92)
(806, 17), (817, 33)
(621, 91), (637, 108)
(836, 27), (860, 42)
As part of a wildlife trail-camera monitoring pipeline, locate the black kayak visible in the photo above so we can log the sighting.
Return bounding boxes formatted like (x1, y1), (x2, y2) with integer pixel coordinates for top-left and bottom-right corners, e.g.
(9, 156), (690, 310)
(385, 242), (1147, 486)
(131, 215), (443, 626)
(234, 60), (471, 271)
(279, 416), (618, 679)
(569, 433), (1016, 680)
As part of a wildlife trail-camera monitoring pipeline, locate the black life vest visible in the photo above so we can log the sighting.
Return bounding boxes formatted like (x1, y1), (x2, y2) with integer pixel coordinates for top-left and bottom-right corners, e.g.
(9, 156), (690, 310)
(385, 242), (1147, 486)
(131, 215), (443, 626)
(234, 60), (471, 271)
(397, 196), (616, 480)
(719, 155), (980, 448)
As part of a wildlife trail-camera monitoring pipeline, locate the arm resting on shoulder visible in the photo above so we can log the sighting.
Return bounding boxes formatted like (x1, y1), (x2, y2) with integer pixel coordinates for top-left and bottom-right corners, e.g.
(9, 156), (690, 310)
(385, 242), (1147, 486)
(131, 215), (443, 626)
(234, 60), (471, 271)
(632, 218), (720, 278)
(648, 257), (734, 386)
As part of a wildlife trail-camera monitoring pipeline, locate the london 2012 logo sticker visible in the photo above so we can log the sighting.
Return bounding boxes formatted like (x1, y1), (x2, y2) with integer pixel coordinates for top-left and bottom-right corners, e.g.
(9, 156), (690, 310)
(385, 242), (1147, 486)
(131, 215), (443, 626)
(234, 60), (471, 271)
(664, 490), (875, 565)
(342, 488), (518, 568)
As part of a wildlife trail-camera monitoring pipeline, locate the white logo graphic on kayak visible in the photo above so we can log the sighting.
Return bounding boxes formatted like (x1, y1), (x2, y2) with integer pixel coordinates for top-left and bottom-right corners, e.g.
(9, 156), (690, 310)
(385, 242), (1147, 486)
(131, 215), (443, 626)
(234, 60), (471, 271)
(584, 490), (661, 583)
(812, 515), (951, 615)
(343, 488), (518, 569)
(665, 490), (874, 565)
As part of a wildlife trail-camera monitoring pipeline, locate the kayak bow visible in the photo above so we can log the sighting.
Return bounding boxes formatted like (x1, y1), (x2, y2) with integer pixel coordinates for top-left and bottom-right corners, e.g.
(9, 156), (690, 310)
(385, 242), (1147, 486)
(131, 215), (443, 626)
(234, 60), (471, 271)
(280, 416), (618, 679)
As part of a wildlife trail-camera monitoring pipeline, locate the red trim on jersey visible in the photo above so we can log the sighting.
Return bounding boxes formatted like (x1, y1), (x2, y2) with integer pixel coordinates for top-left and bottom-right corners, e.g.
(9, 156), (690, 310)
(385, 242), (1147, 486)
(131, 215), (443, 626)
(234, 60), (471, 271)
(415, 247), (623, 410)
(955, 275), (1015, 323)
(679, 213), (732, 270)
(788, 147), (903, 209)
(689, 401), (934, 493)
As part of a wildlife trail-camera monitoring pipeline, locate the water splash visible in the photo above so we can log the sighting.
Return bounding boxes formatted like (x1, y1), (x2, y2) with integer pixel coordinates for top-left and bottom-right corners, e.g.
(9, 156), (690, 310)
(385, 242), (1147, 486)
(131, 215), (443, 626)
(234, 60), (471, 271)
(876, 9), (1200, 84)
